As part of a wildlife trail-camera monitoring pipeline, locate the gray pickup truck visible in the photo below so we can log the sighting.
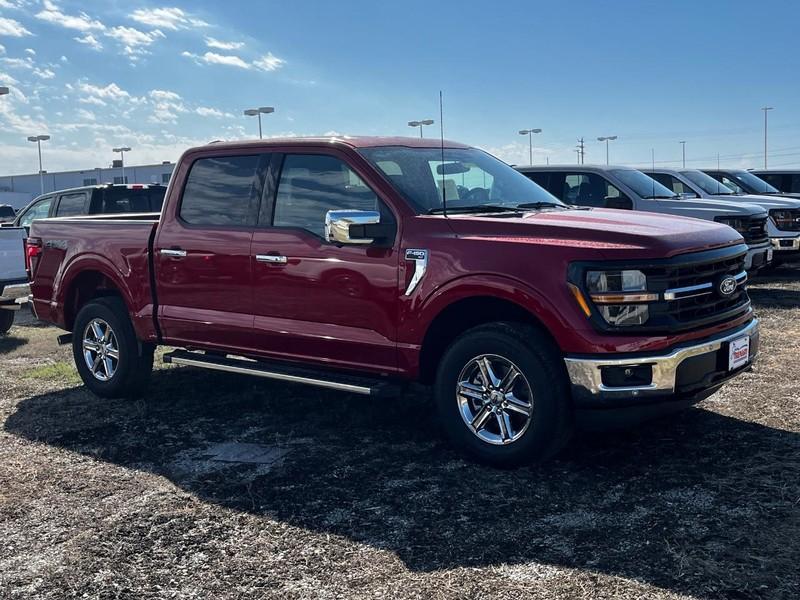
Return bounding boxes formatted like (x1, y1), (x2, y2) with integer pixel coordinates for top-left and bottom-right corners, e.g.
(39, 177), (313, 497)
(0, 226), (27, 334)
(644, 168), (800, 264)
(517, 165), (772, 272)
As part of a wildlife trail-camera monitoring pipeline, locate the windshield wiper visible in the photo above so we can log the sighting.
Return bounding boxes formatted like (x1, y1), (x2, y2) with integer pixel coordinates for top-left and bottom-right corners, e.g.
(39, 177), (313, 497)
(514, 202), (565, 210)
(428, 204), (523, 215)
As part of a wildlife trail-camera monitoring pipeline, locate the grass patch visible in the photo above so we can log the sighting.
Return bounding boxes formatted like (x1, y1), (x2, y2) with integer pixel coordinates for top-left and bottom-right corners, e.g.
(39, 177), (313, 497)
(23, 361), (81, 384)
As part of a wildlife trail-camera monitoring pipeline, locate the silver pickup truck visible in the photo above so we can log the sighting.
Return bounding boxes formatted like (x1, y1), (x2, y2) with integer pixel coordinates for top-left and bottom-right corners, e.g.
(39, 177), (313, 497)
(517, 165), (772, 272)
(644, 168), (800, 264)
(0, 226), (27, 334)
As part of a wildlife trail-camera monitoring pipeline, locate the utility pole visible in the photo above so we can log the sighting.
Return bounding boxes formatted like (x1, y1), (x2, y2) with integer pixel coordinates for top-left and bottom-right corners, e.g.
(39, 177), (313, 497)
(761, 107), (773, 169)
(576, 137), (586, 164)
(680, 141), (686, 168)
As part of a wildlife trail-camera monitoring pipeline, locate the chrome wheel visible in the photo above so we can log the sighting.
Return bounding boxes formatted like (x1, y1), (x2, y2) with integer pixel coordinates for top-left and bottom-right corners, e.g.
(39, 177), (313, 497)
(82, 318), (119, 381)
(457, 354), (534, 445)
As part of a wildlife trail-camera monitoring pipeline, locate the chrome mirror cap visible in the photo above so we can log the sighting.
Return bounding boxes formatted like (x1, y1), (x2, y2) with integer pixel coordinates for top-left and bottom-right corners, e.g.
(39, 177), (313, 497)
(325, 209), (380, 244)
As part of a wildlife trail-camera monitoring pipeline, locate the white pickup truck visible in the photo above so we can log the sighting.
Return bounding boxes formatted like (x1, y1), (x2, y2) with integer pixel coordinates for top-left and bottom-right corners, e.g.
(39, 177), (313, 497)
(0, 226), (28, 334)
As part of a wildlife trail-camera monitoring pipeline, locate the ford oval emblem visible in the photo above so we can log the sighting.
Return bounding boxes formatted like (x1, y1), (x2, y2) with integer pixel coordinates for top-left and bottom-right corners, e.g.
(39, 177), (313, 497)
(718, 275), (737, 297)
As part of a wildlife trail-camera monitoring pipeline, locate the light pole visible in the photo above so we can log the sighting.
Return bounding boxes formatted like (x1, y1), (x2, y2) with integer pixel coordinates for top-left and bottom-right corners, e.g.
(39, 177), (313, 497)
(761, 107), (773, 169)
(27, 135), (50, 195)
(680, 140), (686, 168)
(597, 136), (617, 165)
(518, 128), (542, 165)
(408, 119), (434, 138)
(113, 146), (131, 184)
(243, 106), (275, 139)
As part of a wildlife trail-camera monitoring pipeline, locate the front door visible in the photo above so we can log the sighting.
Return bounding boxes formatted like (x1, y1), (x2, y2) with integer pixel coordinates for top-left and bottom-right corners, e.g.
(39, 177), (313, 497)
(249, 151), (400, 373)
(153, 152), (268, 352)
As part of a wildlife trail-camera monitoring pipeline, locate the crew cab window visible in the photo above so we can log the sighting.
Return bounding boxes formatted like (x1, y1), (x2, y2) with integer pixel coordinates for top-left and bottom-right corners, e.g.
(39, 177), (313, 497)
(717, 175), (744, 194)
(101, 187), (166, 214)
(180, 155), (262, 226)
(563, 173), (620, 207)
(55, 193), (88, 217)
(650, 173), (697, 197)
(273, 154), (388, 238)
(17, 197), (52, 227)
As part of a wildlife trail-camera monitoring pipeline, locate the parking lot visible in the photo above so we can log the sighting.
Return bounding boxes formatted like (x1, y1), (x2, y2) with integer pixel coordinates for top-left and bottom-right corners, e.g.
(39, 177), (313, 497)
(0, 267), (796, 599)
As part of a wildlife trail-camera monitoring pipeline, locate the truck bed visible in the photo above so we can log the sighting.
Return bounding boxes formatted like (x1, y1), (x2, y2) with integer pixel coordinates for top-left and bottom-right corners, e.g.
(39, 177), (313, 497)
(29, 213), (161, 340)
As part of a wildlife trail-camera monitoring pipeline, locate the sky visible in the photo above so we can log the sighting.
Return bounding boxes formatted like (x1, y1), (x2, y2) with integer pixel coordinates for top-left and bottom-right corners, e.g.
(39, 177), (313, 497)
(1, 0), (799, 176)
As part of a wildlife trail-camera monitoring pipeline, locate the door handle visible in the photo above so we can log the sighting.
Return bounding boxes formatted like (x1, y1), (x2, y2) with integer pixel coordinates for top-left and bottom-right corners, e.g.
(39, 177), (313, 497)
(160, 248), (187, 258)
(256, 254), (288, 264)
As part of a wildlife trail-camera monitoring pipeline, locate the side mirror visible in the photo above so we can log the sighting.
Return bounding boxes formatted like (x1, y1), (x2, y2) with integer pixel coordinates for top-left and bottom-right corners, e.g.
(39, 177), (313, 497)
(325, 209), (385, 245)
(604, 196), (633, 210)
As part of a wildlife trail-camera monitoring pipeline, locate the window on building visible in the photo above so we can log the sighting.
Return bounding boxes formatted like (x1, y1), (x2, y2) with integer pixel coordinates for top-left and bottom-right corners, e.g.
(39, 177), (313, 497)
(179, 155), (263, 226)
(161, 173), (171, 184)
(83, 178), (98, 186)
(113, 176), (129, 185)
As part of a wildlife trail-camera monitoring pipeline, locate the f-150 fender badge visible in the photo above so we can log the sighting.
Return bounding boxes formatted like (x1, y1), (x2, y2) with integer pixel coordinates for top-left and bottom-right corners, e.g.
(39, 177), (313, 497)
(404, 249), (428, 296)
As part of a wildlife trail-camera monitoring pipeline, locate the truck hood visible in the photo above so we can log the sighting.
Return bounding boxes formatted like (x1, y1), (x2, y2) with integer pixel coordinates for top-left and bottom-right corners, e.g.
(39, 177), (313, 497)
(644, 196), (765, 218)
(445, 207), (743, 259)
(707, 193), (800, 211)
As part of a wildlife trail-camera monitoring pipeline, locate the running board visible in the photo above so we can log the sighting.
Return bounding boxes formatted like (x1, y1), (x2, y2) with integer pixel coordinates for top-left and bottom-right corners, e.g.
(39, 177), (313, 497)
(162, 350), (401, 397)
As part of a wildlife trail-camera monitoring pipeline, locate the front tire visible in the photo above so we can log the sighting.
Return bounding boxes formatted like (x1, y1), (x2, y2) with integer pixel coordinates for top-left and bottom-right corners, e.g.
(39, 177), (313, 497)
(434, 322), (572, 467)
(72, 297), (154, 398)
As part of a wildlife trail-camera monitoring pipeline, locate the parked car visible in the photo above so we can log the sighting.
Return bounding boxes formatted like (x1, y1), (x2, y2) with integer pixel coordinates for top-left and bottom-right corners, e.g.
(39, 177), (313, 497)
(12, 183), (167, 232)
(702, 169), (800, 200)
(0, 204), (16, 224)
(644, 168), (800, 264)
(0, 226), (26, 334)
(0, 183), (167, 323)
(517, 165), (771, 272)
(28, 137), (759, 466)
(750, 169), (800, 194)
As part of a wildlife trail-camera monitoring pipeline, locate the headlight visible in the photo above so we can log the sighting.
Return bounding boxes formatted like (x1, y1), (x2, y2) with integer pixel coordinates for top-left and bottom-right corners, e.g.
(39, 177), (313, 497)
(714, 216), (746, 234)
(585, 269), (655, 327)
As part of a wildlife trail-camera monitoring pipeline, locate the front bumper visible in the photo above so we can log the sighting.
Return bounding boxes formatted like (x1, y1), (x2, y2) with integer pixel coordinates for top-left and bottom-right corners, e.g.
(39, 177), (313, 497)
(745, 241), (771, 271)
(564, 319), (759, 426)
(771, 235), (800, 252)
(0, 281), (30, 309)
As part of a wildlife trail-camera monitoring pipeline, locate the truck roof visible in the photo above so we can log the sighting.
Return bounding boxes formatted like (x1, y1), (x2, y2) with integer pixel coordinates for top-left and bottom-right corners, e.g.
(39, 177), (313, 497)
(195, 135), (471, 152)
(516, 164), (636, 172)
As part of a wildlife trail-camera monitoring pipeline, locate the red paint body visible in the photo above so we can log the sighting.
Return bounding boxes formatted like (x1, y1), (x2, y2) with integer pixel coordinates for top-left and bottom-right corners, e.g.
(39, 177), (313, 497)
(29, 137), (750, 380)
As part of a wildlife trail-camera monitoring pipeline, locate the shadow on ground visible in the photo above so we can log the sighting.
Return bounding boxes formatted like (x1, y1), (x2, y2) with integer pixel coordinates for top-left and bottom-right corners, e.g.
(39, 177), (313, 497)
(0, 335), (26, 355)
(5, 365), (799, 598)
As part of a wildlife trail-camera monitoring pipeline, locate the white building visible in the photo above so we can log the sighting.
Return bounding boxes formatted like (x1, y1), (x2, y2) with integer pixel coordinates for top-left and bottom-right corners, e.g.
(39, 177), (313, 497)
(0, 161), (176, 209)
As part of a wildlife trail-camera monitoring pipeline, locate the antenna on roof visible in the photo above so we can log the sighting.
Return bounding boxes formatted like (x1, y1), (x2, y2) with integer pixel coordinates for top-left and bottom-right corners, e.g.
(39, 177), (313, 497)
(439, 90), (447, 218)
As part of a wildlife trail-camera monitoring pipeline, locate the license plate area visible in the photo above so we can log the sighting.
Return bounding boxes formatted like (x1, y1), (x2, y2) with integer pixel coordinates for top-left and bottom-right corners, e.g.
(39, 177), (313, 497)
(728, 336), (750, 371)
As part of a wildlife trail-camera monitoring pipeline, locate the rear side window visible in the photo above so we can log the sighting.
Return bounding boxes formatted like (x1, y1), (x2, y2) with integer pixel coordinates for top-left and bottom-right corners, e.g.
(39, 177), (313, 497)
(523, 171), (550, 191)
(650, 173), (696, 197)
(562, 173), (620, 207)
(101, 187), (167, 214)
(55, 193), (87, 217)
(273, 154), (387, 238)
(180, 155), (262, 226)
(18, 197), (52, 227)
(0, 205), (15, 219)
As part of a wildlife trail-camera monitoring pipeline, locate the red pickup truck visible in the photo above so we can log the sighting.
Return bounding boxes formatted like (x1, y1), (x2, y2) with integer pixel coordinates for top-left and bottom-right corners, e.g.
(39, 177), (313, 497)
(28, 136), (759, 466)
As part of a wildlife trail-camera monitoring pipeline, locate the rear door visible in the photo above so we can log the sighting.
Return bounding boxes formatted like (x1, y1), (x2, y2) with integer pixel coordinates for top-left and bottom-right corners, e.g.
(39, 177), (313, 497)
(249, 150), (400, 373)
(15, 196), (54, 232)
(153, 152), (269, 351)
(53, 191), (90, 217)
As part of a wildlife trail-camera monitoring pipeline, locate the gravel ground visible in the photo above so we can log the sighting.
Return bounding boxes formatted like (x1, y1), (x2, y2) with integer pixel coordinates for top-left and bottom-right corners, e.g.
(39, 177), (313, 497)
(0, 267), (798, 600)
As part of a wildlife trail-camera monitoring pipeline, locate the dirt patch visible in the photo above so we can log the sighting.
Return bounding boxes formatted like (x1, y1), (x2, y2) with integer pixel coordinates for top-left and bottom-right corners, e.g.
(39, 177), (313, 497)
(0, 272), (798, 599)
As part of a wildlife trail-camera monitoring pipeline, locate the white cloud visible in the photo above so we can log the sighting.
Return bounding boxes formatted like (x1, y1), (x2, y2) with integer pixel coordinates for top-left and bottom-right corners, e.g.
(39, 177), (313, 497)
(24, 47), (34, 55)
(149, 89), (182, 101)
(0, 44), (5, 54)
(35, 1), (105, 32)
(74, 33), (102, 51)
(79, 95), (106, 107)
(33, 67), (55, 79)
(60, 55), (68, 62)
(205, 36), (244, 51)
(183, 50), (286, 72)
(253, 52), (285, 72)
(105, 26), (165, 57)
(78, 81), (133, 102)
(0, 56), (33, 69)
(129, 7), (208, 31)
(76, 108), (96, 121)
(0, 16), (32, 37)
(195, 106), (233, 118)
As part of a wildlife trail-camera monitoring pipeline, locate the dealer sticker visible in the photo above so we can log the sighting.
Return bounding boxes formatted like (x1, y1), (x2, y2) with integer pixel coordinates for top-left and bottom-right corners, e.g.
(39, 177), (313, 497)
(728, 336), (750, 371)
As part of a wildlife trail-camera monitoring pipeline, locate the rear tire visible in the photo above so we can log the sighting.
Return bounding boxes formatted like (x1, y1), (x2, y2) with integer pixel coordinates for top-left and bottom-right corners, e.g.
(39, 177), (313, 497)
(434, 322), (572, 467)
(72, 296), (154, 398)
(0, 309), (13, 335)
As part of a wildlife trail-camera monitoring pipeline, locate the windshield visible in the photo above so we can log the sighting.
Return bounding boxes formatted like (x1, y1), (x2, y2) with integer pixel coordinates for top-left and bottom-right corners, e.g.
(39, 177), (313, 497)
(681, 170), (736, 195)
(358, 146), (564, 213)
(729, 170), (781, 194)
(610, 169), (676, 199)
